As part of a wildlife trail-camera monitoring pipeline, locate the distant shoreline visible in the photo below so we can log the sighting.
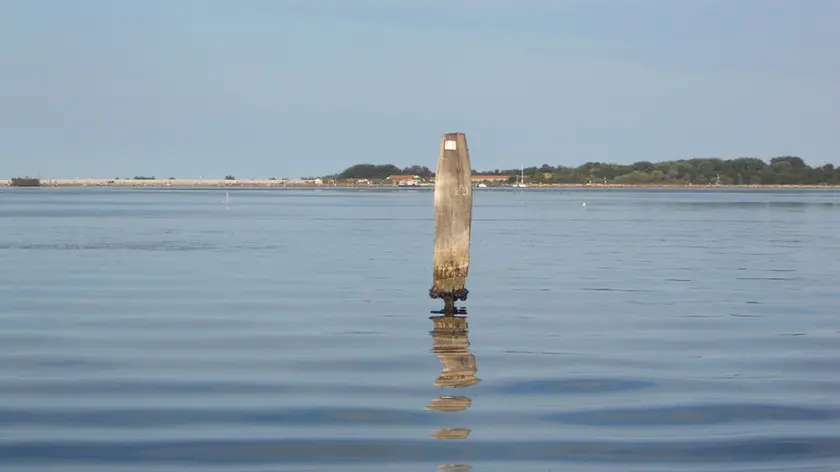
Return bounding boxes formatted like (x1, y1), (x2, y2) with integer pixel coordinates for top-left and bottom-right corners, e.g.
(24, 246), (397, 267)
(2, 178), (839, 190)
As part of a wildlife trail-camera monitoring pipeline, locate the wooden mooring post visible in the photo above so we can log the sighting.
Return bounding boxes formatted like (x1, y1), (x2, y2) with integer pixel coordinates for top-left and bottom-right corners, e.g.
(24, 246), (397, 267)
(429, 132), (473, 314)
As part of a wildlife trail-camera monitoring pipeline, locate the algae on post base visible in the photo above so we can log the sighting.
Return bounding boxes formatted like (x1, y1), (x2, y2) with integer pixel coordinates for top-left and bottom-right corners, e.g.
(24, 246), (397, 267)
(429, 132), (473, 310)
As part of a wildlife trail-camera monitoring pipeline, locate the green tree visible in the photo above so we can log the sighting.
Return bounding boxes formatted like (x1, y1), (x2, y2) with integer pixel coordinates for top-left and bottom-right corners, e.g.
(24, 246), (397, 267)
(337, 164), (402, 180)
(401, 165), (434, 178)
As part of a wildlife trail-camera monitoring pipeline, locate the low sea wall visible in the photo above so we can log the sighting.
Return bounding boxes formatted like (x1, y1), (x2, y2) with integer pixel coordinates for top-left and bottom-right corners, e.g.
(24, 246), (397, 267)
(2, 179), (838, 189)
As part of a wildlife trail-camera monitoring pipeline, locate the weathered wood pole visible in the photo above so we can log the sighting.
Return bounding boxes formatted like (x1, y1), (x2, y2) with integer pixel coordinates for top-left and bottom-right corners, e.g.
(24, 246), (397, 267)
(429, 132), (473, 314)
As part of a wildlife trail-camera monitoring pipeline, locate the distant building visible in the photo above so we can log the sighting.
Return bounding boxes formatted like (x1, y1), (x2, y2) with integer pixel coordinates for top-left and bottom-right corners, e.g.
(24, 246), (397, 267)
(471, 174), (510, 183)
(386, 174), (421, 187)
(10, 177), (41, 187)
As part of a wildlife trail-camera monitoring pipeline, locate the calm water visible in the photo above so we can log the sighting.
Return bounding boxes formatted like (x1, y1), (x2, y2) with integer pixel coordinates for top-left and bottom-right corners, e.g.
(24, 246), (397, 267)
(1, 187), (839, 472)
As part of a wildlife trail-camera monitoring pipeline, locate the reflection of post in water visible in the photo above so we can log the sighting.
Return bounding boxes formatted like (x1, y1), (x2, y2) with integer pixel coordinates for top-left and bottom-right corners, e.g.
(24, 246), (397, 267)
(428, 316), (480, 390)
(438, 465), (472, 472)
(438, 464), (472, 472)
(429, 132), (473, 315)
(427, 314), (479, 442)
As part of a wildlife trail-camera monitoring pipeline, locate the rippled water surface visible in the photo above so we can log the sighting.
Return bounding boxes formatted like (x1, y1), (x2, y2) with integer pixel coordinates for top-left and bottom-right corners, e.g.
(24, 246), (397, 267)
(2, 187), (839, 471)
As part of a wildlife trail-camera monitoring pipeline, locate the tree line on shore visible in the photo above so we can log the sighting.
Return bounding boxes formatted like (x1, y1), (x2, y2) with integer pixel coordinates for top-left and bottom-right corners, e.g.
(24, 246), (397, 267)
(330, 157), (840, 185)
(331, 164), (434, 180)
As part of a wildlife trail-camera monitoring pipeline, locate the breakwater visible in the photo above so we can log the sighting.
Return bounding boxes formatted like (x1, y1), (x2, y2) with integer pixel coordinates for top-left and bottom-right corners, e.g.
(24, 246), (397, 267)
(2, 178), (839, 189)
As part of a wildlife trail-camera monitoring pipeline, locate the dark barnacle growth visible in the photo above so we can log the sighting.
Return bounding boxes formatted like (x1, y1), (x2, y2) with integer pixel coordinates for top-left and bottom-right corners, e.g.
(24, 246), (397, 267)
(429, 288), (468, 316)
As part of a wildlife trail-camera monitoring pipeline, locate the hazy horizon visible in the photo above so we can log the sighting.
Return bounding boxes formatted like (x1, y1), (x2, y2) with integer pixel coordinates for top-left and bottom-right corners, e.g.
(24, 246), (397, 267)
(2, 0), (838, 179)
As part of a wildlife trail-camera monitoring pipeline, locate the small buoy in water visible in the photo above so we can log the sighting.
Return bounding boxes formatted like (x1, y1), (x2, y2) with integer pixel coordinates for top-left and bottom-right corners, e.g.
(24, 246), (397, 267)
(582, 202), (586, 207)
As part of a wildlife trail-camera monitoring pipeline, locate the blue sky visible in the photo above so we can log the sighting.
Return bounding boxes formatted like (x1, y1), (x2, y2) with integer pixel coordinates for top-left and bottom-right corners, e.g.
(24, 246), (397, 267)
(1, 0), (838, 179)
